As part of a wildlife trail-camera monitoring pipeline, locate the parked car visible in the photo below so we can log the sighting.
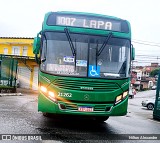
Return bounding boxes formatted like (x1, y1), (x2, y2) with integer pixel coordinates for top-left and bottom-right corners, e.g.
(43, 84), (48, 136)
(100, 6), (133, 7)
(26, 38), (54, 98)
(141, 98), (155, 110)
(151, 86), (157, 90)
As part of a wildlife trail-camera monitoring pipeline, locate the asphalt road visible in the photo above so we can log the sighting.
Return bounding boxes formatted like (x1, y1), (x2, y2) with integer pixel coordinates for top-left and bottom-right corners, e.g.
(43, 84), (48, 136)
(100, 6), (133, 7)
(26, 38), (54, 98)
(0, 89), (160, 143)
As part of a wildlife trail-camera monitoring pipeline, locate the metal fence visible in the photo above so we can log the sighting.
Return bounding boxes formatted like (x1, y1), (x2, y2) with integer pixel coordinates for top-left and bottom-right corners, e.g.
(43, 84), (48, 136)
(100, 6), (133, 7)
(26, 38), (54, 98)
(0, 55), (18, 88)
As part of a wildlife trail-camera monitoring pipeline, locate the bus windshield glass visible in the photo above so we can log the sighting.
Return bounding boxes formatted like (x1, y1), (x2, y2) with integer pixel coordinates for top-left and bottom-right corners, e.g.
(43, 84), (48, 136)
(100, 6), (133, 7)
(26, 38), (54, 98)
(40, 31), (130, 78)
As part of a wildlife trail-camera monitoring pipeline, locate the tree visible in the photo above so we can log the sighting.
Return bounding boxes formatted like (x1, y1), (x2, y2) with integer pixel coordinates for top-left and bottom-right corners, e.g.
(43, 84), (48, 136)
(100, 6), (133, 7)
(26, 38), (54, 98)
(150, 68), (160, 77)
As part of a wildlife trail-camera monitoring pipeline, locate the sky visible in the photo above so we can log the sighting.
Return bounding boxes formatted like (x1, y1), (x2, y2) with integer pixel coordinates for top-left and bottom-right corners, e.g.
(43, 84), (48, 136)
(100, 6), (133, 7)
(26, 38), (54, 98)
(0, 0), (160, 66)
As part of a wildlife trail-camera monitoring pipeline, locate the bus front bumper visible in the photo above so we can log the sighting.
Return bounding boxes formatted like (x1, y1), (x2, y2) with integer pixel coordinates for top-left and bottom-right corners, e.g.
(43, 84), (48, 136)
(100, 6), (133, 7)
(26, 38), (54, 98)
(38, 93), (128, 116)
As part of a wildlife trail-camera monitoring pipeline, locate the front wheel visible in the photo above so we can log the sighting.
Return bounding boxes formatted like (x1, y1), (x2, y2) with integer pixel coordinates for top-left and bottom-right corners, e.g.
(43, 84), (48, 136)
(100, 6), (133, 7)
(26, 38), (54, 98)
(93, 116), (109, 122)
(147, 103), (154, 110)
(42, 112), (52, 117)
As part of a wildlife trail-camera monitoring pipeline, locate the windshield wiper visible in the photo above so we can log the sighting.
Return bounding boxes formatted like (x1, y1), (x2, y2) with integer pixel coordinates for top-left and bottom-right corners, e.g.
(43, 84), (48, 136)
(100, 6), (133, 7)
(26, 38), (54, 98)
(64, 28), (76, 56)
(41, 33), (47, 63)
(64, 28), (77, 69)
(97, 32), (112, 56)
(96, 42), (99, 69)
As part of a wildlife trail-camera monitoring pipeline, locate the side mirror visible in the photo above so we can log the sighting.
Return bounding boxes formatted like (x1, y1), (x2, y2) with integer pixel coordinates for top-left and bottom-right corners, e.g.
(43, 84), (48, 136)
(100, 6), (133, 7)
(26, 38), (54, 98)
(131, 45), (135, 60)
(33, 37), (40, 54)
(33, 35), (41, 64)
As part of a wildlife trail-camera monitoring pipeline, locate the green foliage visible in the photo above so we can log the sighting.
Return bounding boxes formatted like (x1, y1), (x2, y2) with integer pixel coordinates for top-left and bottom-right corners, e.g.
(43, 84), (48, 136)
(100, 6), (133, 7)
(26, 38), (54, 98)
(0, 85), (13, 88)
(150, 68), (160, 77)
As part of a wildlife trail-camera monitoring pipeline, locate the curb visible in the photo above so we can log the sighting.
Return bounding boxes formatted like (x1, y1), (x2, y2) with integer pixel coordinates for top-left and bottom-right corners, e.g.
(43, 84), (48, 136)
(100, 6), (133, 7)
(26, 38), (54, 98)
(0, 93), (22, 97)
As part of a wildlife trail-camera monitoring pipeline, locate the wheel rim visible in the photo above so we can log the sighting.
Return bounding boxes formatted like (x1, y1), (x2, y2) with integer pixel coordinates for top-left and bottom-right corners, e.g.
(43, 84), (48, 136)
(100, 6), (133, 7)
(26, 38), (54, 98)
(148, 104), (153, 110)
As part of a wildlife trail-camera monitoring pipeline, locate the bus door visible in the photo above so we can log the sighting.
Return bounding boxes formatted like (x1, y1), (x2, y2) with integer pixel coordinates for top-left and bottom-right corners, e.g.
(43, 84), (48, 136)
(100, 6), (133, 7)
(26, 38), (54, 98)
(153, 72), (160, 120)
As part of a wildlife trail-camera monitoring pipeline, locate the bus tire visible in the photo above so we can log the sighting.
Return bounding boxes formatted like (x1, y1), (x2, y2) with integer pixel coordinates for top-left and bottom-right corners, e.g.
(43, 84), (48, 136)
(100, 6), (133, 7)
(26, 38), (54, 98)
(153, 115), (160, 120)
(153, 115), (157, 120)
(94, 116), (109, 122)
(42, 112), (51, 117)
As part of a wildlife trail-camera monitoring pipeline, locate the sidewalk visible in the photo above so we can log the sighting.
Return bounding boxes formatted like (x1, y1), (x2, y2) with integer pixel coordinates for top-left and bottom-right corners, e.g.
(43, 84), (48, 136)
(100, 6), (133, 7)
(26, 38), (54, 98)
(0, 88), (38, 96)
(17, 88), (38, 96)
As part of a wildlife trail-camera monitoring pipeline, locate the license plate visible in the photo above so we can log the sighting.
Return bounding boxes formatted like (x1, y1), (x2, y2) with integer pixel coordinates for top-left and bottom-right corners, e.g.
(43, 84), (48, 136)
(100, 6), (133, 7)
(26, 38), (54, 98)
(78, 106), (93, 112)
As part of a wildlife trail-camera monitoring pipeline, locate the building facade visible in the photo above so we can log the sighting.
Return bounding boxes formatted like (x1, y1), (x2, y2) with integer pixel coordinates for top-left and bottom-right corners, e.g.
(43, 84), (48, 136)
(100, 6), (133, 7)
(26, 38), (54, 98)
(0, 37), (38, 90)
(131, 63), (159, 91)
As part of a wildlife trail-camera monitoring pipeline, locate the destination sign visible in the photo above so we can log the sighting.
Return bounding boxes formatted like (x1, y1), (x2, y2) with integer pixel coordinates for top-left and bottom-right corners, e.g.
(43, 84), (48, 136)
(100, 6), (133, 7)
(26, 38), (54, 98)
(56, 16), (121, 31)
(47, 13), (129, 32)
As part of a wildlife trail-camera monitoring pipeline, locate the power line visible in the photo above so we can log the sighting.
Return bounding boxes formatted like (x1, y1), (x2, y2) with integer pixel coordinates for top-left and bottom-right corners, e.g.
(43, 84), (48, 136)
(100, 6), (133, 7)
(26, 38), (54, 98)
(132, 39), (160, 45)
(137, 54), (160, 56)
(134, 57), (160, 61)
(132, 41), (160, 47)
(134, 58), (160, 61)
(136, 52), (160, 54)
(132, 60), (160, 63)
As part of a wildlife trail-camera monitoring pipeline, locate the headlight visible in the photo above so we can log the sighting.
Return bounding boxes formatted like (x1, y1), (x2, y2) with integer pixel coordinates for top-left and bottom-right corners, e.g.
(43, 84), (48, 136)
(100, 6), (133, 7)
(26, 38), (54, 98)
(48, 91), (55, 97)
(40, 86), (47, 93)
(122, 91), (128, 98)
(115, 95), (122, 104)
(115, 91), (128, 105)
(48, 91), (56, 102)
(40, 86), (57, 102)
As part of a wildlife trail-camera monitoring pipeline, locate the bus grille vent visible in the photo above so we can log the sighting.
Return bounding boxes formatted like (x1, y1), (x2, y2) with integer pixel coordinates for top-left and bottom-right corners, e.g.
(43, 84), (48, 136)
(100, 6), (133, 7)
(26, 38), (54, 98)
(59, 102), (112, 112)
(53, 79), (119, 92)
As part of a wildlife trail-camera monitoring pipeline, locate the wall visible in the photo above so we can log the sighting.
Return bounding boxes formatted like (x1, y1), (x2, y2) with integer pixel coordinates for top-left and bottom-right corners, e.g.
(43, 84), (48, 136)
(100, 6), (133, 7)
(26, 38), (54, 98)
(0, 37), (38, 90)
(0, 38), (34, 57)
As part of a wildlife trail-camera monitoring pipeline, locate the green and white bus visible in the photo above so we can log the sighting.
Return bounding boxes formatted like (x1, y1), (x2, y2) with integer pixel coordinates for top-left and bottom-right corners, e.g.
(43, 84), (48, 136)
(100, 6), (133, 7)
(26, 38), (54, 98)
(33, 11), (135, 122)
(153, 72), (160, 120)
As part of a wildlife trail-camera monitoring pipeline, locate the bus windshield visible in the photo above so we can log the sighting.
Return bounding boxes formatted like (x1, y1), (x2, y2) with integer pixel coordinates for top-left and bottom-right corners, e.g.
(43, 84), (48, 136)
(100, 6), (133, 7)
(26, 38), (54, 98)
(40, 31), (130, 78)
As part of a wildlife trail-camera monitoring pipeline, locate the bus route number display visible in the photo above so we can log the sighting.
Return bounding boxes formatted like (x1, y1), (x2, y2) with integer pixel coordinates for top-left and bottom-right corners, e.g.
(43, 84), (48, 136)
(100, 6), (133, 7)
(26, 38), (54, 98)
(56, 16), (121, 31)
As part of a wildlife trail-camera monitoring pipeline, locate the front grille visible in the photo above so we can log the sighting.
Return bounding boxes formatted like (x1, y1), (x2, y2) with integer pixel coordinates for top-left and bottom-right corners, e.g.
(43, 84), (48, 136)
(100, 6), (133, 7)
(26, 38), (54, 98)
(65, 103), (78, 110)
(53, 79), (119, 92)
(58, 102), (112, 112)
(58, 102), (78, 110)
(94, 105), (108, 111)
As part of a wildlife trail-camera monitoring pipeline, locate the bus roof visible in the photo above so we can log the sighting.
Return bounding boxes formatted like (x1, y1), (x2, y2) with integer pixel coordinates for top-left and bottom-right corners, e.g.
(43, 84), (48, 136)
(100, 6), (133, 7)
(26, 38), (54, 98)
(50, 11), (125, 21)
(41, 11), (131, 38)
